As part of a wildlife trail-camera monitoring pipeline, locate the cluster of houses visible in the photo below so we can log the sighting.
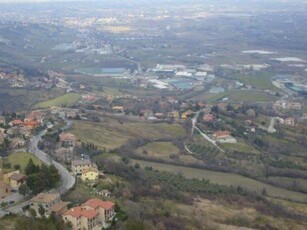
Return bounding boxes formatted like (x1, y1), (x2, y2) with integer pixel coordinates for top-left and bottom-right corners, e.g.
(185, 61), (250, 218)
(273, 100), (302, 111)
(29, 192), (115, 230)
(0, 111), (44, 150)
(0, 70), (69, 89)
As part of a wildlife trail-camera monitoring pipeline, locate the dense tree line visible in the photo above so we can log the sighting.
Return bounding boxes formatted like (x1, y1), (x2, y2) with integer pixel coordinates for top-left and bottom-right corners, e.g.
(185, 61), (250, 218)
(25, 159), (60, 194)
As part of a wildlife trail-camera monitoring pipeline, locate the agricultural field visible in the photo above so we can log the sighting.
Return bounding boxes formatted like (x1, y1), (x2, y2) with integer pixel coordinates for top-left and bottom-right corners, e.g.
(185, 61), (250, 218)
(221, 141), (260, 154)
(177, 198), (307, 230)
(4, 152), (42, 174)
(131, 159), (307, 203)
(233, 72), (278, 91)
(33, 93), (80, 109)
(71, 119), (187, 150)
(198, 89), (276, 103)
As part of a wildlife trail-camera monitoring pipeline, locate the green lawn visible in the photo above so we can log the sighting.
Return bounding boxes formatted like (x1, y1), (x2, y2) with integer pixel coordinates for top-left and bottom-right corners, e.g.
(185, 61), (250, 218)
(33, 93), (80, 109)
(131, 159), (307, 203)
(71, 119), (186, 150)
(234, 72), (277, 90)
(221, 141), (260, 154)
(5, 152), (42, 174)
(135, 141), (180, 160)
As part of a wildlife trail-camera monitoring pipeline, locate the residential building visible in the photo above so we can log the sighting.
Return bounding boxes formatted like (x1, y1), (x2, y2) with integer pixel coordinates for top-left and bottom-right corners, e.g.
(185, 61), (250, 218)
(213, 131), (231, 140)
(9, 119), (24, 127)
(167, 111), (179, 119)
(71, 159), (96, 175)
(8, 173), (27, 190)
(62, 206), (99, 230)
(181, 110), (194, 120)
(112, 106), (124, 113)
(66, 111), (77, 119)
(0, 116), (5, 125)
(82, 198), (115, 222)
(81, 167), (99, 183)
(203, 114), (215, 122)
(154, 113), (165, 119)
(139, 109), (153, 119)
(60, 132), (77, 148)
(9, 138), (26, 149)
(24, 120), (39, 129)
(285, 117), (295, 126)
(287, 102), (302, 110)
(30, 192), (67, 217)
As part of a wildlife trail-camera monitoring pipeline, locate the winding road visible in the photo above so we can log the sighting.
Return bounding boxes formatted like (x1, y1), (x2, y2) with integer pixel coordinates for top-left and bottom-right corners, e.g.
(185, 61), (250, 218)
(29, 121), (75, 194)
(5, 121), (75, 214)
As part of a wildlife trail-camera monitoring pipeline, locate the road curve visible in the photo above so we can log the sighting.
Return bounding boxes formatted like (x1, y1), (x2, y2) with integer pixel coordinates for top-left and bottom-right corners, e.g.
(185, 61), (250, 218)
(29, 124), (75, 194)
(5, 122), (75, 214)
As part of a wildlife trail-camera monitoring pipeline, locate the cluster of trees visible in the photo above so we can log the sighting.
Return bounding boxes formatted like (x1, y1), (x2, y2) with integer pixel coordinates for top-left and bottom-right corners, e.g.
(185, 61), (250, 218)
(25, 159), (60, 194)
(0, 138), (10, 156)
(74, 142), (104, 157)
(38, 132), (60, 153)
(148, 170), (236, 195)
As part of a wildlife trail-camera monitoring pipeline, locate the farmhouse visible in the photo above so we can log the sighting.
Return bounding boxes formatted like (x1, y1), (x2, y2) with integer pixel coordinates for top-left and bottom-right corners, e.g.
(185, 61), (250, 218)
(213, 131), (231, 140)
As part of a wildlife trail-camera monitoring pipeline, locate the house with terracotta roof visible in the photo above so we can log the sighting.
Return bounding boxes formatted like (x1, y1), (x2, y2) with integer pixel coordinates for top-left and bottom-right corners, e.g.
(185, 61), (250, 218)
(62, 206), (99, 230)
(60, 132), (77, 148)
(82, 198), (115, 223)
(30, 192), (67, 217)
(9, 119), (24, 127)
(203, 113), (215, 122)
(24, 120), (40, 129)
(213, 131), (231, 140)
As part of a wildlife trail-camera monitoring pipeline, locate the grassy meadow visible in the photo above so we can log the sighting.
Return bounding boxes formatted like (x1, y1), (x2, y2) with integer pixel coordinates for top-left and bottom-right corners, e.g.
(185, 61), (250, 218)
(71, 119), (186, 150)
(33, 93), (80, 109)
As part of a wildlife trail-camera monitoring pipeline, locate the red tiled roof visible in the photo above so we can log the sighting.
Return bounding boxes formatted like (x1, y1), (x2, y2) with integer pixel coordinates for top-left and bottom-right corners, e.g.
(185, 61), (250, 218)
(11, 120), (24, 125)
(82, 198), (114, 210)
(24, 120), (39, 126)
(60, 132), (76, 142)
(214, 131), (231, 137)
(63, 206), (98, 219)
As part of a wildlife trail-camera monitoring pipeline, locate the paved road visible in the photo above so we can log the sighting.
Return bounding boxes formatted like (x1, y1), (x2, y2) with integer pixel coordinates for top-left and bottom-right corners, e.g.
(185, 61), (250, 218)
(29, 122), (75, 194)
(191, 110), (225, 152)
(258, 117), (276, 133)
(5, 121), (75, 215)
